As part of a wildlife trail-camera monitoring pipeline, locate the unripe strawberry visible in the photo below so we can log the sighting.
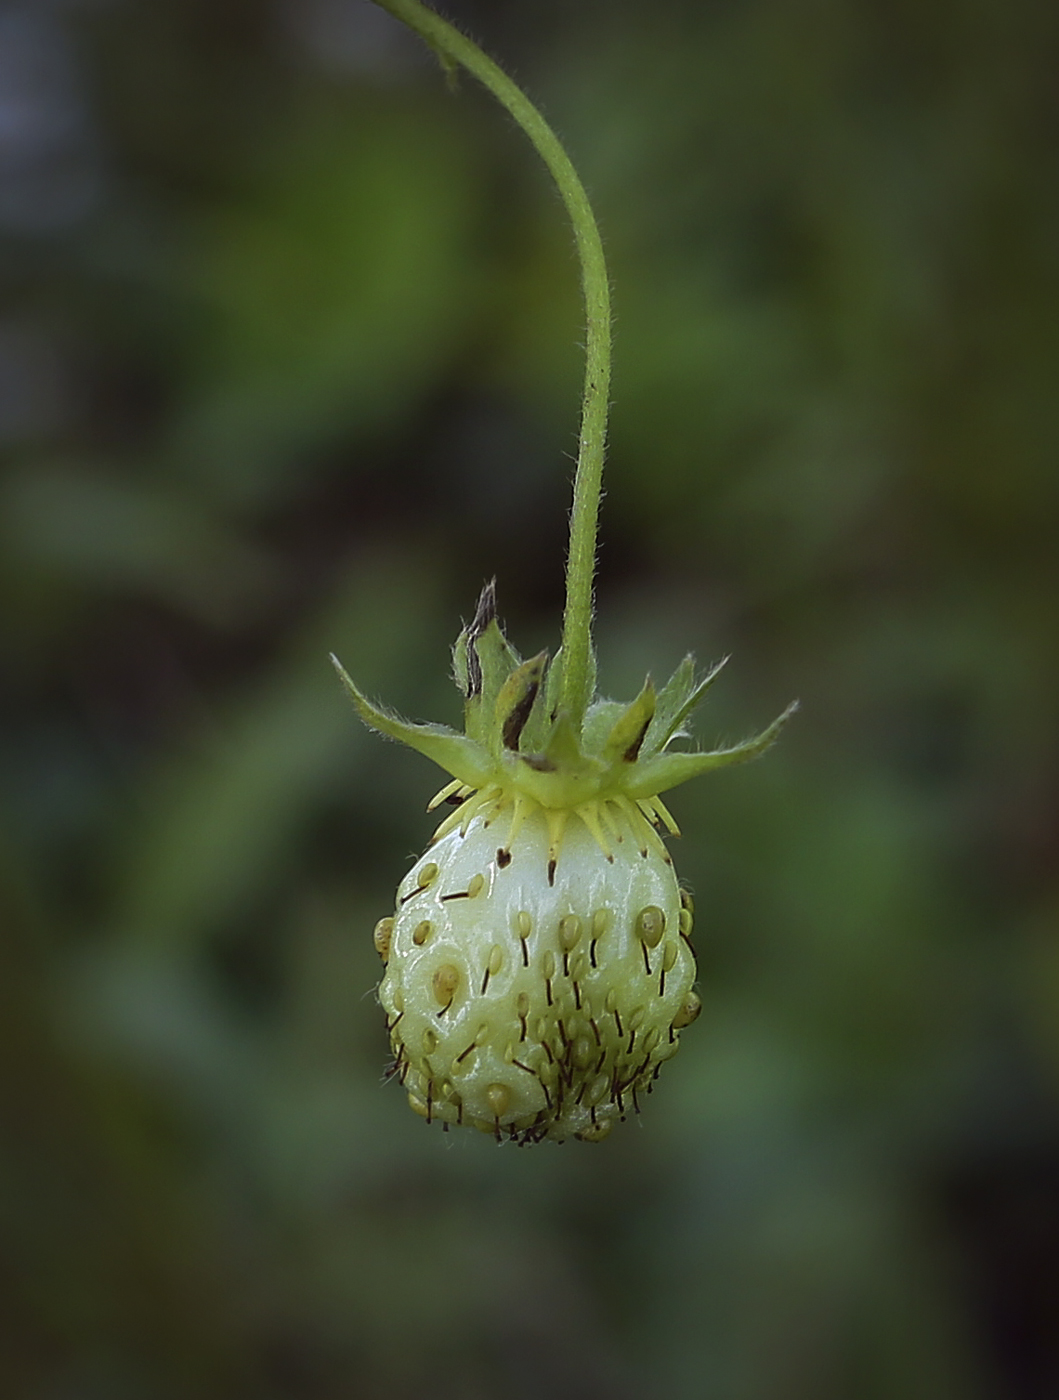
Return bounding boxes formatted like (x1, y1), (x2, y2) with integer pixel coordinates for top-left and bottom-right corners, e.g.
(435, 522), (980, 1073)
(335, 582), (794, 1144)
(377, 800), (696, 1142)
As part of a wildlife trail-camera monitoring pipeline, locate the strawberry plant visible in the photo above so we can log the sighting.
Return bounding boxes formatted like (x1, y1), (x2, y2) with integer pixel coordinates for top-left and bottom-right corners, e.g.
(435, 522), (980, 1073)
(334, 0), (795, 1142)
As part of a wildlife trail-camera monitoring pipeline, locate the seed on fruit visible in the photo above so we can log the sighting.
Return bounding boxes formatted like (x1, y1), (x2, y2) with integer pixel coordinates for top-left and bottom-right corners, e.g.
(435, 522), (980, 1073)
(486, 1083), (511, 1117)
(578, 1118), (613, 1142)
(432, 963), (460, 1008)
(559, 914), (583, 950)
(481, 943), (504, 992)
(587, 1074), (609, 1104)
(408, 1092), (428, 1118)
(636, 905), (666, 948)
(373, 917), (394, 961)
(673, 990), (702, 1028)
(412, 919), (432, 946)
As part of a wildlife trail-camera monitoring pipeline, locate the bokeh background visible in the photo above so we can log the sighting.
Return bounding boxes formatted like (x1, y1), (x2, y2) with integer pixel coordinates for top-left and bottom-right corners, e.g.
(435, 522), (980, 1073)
(2, 0), (1058, 1396)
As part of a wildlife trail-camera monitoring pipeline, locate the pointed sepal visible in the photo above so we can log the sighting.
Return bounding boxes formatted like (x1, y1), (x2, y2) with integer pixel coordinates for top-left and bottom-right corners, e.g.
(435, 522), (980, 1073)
(643, 655), (729, 758)
(468, 620), (522, 736)
(626, 699), (800, 799)
(495, 652), (548, 754)
(331, 655), (494, 789)
(601, 677), (656, 765)
(579, 698), (629, 757)
(541, 709), (589, 772)
(457, 583), (523, 746)
(451, 628), (471, 697)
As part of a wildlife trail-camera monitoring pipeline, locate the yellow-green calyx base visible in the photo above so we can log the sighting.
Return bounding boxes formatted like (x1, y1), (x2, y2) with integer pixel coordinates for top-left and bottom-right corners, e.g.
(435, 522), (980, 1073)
(334, 581), (796, 1144)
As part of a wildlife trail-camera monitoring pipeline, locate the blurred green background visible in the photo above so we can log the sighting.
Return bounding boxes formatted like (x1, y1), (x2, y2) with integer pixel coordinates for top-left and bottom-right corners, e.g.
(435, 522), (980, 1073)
(2, 0), (1058, 1396)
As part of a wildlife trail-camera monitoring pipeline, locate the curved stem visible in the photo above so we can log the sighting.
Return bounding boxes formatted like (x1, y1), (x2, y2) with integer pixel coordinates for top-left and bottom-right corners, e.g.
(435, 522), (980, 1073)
(370, 0), (611, 726)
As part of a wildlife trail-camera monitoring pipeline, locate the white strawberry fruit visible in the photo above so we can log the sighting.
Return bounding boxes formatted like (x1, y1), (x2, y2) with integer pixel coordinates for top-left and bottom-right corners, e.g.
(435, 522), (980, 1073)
(334, 582), (794, 1144)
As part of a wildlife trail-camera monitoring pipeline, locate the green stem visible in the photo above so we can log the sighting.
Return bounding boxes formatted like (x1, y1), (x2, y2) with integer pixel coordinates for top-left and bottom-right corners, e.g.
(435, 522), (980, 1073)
(370, 0), (611, 725)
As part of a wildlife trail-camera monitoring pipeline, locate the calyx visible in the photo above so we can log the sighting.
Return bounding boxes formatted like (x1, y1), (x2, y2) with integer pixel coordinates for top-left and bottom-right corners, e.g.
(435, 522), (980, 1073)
(332, 580), (797, 849)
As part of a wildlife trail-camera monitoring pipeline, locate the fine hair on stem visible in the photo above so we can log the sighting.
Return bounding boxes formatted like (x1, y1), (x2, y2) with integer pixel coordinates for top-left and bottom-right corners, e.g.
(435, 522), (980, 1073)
(369, 0), (612, 725)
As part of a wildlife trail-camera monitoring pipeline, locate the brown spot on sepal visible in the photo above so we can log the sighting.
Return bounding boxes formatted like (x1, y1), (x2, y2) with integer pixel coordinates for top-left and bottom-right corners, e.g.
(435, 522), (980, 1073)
(622, 712), (653, 762)
(499, 652), (548, 752)
(464, 579), (497, 698)
(521, 753), (557, 773)
(602, 678), (656, 766)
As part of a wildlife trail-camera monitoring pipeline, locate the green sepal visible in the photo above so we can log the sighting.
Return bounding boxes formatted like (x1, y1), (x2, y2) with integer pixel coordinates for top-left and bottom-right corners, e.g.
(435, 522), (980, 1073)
(453, 581), (523, 744)
(643, 655), (728, 758)
(544, 647), (563, 721)
(625, 700), (800, 799)
(331, 655), (494, 789)
(579, 699), (629, 757)
(600, 677), (656, 765)
(494, 652), (548, 755)
(466, 619), (522, 744)
(451, 628), (471, 698)
(540, 709), (591, 773)
(516, 657), (555, 755)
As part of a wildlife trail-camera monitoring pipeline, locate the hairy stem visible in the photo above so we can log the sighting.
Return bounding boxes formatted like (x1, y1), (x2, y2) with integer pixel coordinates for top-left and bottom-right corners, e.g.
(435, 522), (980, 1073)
(370, 0), (611, 725)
